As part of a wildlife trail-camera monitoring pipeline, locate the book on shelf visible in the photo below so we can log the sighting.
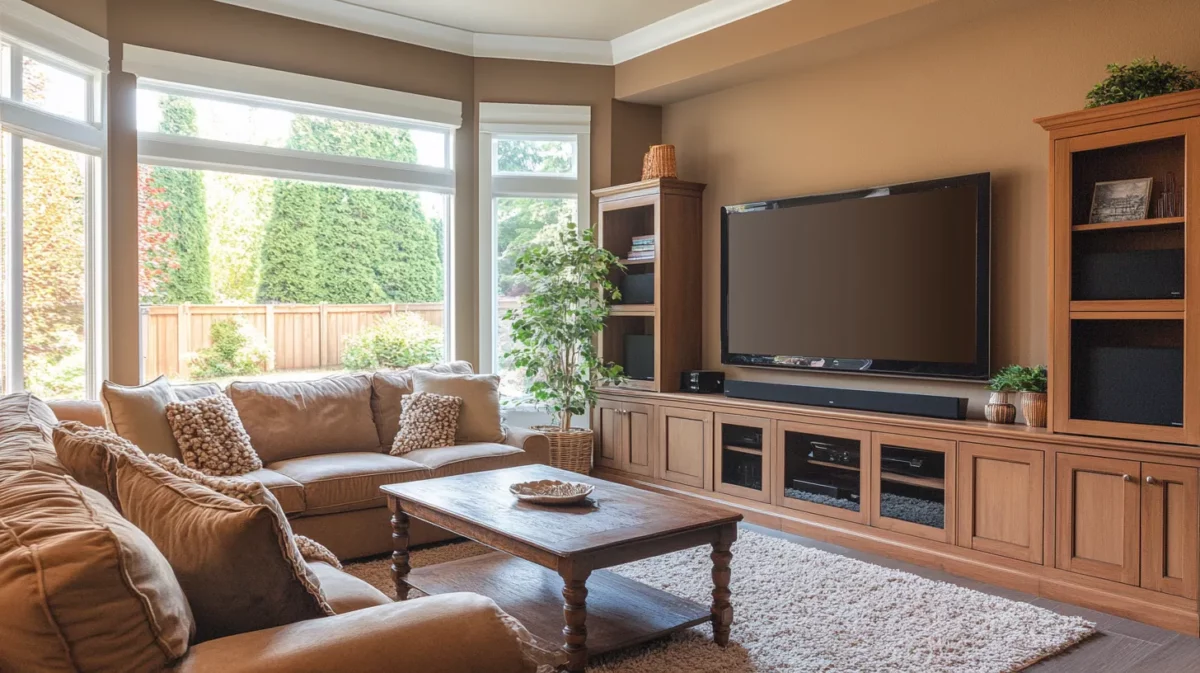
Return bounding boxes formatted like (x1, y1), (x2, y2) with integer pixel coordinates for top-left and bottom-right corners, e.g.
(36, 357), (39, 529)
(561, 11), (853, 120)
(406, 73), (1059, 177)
(627, 253), (655, 261)
(632, 234), (655, 244)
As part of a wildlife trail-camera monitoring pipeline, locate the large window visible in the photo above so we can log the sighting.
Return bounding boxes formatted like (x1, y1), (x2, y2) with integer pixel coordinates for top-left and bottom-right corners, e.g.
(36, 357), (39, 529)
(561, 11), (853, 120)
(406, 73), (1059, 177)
(0, 26), (105, 398)
(130, 50), (458, 385)
(479, 105), (591, 400)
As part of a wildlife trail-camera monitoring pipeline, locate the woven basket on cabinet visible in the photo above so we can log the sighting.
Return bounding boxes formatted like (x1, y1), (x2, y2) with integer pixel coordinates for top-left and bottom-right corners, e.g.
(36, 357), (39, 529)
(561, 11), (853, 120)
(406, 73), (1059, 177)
(641, 144), (677, 180)
(531, 426), (594, 475)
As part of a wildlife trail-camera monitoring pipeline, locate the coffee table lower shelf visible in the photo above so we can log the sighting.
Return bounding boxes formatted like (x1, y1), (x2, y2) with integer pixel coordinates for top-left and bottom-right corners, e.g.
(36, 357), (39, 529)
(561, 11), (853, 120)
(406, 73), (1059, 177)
(405, 552), (712, 658)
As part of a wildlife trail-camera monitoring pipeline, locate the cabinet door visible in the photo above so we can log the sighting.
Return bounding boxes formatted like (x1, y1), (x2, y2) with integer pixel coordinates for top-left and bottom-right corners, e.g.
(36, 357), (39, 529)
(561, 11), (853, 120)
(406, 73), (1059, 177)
(714, 413), (773, 503)
(957, 443), (1044, 563)
(658, 406), (712, 489)
(593, 398), (625, 471)
(775, 421), (871, 524)
(622, 402), (655, 477)
(1140, 462), (1199, 599)
(1055, 453), (1141, 585)
(869, 433), (956, 543)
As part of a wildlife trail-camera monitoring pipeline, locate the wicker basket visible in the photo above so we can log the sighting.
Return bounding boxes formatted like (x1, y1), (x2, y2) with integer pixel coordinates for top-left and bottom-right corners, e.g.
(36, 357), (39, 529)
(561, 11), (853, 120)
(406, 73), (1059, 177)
(641, 144), (677, 180)
(532, 426), (594, 475)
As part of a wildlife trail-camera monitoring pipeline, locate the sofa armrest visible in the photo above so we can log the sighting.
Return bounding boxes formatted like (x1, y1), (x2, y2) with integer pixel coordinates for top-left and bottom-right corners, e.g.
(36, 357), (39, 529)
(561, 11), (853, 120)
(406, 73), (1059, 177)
(503, 426), (550, 465)
(47, 400), (106, 428)
(174, 593), (547, 673)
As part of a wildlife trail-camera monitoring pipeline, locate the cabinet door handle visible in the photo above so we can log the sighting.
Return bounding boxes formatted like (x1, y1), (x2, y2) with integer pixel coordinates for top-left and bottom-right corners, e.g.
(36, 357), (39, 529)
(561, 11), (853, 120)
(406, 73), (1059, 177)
(1122, 474), (1133, 482)
(1146, 475), (1159, 485)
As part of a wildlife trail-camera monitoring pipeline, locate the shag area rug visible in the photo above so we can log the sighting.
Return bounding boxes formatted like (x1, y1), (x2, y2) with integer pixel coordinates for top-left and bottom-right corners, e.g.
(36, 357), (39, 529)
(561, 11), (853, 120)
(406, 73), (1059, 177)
(345, 530), (1095, 673)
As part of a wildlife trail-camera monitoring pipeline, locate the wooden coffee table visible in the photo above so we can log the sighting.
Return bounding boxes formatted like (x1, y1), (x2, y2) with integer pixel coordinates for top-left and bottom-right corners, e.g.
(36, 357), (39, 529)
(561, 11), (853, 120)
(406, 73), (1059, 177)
(381, 464), (742, 672)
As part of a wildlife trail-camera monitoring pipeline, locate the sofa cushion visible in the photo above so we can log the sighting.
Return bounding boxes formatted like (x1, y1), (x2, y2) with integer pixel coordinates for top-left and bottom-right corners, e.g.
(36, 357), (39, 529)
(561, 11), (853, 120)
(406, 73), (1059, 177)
(0, 391), (58, 438)
(412, 370), (505, 444)
(370, 360), (474, 448)
(101, 376), (222, 459)
(115, 453), (333, 642)
(228, 374), (379, 464)
(307, 561), (392, 614)
(270, 453), (428, 516)
(0, 393), (66, 476)
(245, 467), (306, 514)
(403, 443), (530, 478)
(51, 421), (145, 508)
(0, 470), (194, 673)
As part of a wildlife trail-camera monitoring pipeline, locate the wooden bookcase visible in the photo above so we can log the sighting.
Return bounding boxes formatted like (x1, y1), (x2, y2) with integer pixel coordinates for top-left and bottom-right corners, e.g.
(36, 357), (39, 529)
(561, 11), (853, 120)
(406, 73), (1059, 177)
(593, 178), (705, 392)
(1037, 91), (1200, 445)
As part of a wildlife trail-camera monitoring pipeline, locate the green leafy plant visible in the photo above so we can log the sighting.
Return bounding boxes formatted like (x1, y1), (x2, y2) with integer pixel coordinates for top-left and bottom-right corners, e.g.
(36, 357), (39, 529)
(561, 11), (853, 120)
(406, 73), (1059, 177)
(1086, 58), (1200, 108)
(341, 312), (442, 371)
(989, 364), (1047, 393)
(187, 318), (273, 380)
(504, 222), (625, 430)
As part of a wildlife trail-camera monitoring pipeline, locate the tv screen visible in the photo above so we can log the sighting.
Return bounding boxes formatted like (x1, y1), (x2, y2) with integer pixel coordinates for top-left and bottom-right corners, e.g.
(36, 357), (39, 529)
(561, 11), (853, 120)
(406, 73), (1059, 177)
(721, 173), (990, 380)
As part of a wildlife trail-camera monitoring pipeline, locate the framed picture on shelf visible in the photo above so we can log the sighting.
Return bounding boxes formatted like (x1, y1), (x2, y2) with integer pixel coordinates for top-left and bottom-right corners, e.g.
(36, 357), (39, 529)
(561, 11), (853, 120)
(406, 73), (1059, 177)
(1089, 177), (1153, 224)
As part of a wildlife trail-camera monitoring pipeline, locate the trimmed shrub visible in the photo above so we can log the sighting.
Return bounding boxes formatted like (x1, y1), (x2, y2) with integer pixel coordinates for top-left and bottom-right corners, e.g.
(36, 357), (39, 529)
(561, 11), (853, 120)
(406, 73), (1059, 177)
(187, 318), (273, 381)
(341, 313), (442, 371)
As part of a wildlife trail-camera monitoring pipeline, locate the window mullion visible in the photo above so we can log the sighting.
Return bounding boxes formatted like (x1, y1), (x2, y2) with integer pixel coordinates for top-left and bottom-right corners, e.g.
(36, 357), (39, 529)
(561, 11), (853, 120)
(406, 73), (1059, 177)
(5, 134), (24, 393)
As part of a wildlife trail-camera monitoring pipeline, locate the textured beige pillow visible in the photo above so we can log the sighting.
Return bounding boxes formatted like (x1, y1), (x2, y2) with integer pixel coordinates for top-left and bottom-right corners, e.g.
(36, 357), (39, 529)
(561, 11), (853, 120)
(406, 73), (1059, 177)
(115, 452), (333, 642)
(295, 535), (342, 569)
(0, 469), (194, 673)
(100, 376), (222, 459)
(146, 453), (265, 504)
(166, 394), (261, 476)
(52, 421), (146, 508)
(411, 370), (503, 443)
(369, 360), (475, 448)
(391, 392), (462, 455)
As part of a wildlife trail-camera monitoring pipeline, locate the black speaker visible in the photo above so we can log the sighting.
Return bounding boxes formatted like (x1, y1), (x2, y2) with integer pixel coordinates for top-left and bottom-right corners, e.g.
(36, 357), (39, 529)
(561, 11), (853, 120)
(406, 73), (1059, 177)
(724, 380), (968, 420)
(1073, 249), (1184, 301)
(619, 273), (655, 305)
(624, 335), (654, 380)
(681, 370), (725, 393)
(1070, 345), (1183, 427)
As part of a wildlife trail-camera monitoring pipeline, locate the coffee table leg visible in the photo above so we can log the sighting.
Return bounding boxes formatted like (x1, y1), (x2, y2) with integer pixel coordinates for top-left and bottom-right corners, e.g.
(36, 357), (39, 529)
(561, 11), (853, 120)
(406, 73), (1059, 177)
(390, 507), (412, 601)
(559, 567), (591, 672)
(711, 538), (733, 646)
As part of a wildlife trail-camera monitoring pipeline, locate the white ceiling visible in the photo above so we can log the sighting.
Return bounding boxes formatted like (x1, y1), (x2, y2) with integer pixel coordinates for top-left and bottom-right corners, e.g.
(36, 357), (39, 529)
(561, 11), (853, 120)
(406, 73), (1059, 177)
(215, 0), (790, 65)
(346, 0), (708, 41)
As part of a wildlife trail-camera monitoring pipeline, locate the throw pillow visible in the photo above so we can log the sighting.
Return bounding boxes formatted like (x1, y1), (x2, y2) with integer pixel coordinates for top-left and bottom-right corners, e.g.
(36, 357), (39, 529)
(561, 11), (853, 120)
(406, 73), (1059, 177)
(165, 394), (262, 476)
(295, 535), (342, 569)
(114, 452), (333, 642)
(52, 421), (146, 508)
(411, 370), (504, 443)
(101, 376), (222, 459)
(391, 392), (462, 455)
(369, 360), (475, 448)
(146, 453), (264, 504)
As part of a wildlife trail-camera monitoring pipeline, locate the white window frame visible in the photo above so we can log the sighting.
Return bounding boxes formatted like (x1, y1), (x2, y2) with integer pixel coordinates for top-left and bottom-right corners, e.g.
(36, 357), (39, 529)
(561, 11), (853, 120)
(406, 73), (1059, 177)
(0, 0), (108, 398)
(478, 103), (591, 385)
(127, 47), (462, 377)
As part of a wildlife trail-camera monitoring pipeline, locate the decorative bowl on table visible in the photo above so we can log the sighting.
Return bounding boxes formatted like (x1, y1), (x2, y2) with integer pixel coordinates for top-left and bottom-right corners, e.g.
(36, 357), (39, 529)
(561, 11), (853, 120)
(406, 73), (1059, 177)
(509, 479), (595, 505)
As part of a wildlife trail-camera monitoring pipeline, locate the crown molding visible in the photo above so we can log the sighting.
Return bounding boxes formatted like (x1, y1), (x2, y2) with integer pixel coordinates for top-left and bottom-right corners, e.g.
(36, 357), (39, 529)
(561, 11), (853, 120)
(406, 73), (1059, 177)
(214, 0), (785, 66)
(0, 0), (109, 71)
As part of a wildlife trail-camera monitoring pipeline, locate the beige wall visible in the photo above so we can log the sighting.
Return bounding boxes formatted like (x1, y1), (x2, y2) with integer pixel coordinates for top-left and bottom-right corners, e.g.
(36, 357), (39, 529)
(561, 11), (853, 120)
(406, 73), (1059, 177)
(661, 0), (1200, 412)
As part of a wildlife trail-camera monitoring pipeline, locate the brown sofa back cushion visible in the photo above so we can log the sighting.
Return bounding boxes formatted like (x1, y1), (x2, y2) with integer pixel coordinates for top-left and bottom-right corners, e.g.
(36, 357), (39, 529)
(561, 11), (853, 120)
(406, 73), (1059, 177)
(0, 469), (194, 673)
(370, 361), (474, 448)
(115, 453), (332, 642)
(228, 374), (380, 463)
(0, 393), (66, 476)
(101, 376), (222, 459)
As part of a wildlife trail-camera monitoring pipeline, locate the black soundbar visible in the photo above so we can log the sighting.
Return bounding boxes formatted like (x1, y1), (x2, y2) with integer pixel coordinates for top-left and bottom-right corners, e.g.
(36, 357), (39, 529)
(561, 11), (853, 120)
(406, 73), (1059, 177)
(724, 380), (968, 421)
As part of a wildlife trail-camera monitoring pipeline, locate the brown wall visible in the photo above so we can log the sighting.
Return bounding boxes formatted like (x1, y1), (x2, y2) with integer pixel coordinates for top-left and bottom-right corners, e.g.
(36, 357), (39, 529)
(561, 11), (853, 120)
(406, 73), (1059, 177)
(23, 0), (107, 36)
(661, 0), (1200, 412)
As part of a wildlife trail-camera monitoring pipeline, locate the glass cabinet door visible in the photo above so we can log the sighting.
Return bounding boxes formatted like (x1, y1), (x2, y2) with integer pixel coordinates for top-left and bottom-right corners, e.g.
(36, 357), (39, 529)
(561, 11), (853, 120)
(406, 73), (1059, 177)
(870, 433), (956, 542)
(775, 421), (870, 523)
(714, 413), (772, 503)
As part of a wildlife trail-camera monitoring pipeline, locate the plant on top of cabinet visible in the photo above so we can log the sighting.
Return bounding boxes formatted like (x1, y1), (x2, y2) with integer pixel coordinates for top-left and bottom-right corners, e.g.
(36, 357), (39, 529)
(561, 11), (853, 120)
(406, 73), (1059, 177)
(984, 366), (1021, 424)
(992, 364), (1048, 428)
(1085, 58), (1200, 108)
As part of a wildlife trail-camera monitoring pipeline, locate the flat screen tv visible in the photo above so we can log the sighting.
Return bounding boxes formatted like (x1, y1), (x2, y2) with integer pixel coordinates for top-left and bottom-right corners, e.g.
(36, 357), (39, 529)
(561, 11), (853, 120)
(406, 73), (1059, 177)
(721, 172), (991, 380)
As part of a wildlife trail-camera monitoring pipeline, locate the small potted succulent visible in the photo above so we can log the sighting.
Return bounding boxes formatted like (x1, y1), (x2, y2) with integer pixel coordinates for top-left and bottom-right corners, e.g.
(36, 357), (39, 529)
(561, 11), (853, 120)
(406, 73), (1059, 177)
(985, 366), (1021, 424)
(991, 365), (1048, 427)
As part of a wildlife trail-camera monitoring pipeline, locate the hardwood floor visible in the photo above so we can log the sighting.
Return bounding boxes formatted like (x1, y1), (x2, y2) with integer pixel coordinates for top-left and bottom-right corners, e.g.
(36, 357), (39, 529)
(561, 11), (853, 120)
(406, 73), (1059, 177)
(743, 522), (1200, 671)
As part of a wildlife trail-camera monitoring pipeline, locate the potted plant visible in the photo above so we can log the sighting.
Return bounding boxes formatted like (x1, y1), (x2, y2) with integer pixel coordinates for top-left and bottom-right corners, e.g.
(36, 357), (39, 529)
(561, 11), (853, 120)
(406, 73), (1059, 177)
(985, 365), (1022, 424)
(992, 365), (1048, 428)
(1086, 58), (1200, 108)
(504, 221), (625, 474)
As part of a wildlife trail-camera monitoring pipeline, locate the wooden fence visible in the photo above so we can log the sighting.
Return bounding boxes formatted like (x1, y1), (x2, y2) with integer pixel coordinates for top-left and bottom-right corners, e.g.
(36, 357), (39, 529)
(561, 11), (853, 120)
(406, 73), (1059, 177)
(141, 303), (446, 380)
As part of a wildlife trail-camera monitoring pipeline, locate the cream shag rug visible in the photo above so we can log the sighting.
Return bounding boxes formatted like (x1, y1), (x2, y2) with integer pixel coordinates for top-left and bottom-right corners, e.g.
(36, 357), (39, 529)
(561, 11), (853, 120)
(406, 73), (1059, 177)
(345, 531), (1095, 673)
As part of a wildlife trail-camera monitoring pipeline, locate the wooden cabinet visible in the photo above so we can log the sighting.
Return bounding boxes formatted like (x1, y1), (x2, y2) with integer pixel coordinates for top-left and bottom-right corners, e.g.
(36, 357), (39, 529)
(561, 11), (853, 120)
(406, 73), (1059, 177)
(869, 433), (956, 543)
(713, 413), (773, 503)
(658, 406), (712, 489)
(1056, 453), (1145, 586)
(957, 443), (1045, 563)
(1140, 462), (1199, 599)
(593, 398), (654, 477)
(774, 421), (871, 524)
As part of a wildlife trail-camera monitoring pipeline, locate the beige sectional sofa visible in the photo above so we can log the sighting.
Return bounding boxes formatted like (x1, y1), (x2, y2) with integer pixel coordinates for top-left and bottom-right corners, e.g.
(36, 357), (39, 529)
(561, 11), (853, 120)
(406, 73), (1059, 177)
(52, 361), (549, 559)
(0, 392), (545, 673)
